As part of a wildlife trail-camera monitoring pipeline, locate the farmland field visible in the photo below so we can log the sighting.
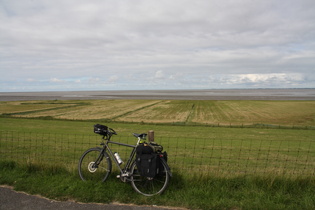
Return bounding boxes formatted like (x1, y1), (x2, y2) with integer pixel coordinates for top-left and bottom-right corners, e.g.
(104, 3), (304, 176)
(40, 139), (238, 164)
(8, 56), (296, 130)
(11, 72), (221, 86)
(1, 99), (315, 126)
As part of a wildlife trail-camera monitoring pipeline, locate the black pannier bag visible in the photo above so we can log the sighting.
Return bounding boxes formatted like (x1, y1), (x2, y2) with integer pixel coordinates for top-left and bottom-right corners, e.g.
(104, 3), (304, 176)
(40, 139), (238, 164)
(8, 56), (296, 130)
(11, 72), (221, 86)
(136, 154), (160, 178)
(136, 143), (154, 154)
(94, 124), (108, 136)
(136, 143), (163, 178)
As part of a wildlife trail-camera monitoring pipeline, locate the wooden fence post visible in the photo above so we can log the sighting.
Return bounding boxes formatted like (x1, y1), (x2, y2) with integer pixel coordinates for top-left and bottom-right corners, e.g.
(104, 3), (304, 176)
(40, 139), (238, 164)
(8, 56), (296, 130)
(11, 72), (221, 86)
(148, 130), (154, 142)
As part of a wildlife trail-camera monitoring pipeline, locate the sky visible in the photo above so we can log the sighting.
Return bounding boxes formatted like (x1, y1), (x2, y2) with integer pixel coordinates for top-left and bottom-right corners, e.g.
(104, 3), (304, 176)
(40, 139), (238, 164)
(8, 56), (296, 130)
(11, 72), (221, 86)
(1, 0), (315, 92)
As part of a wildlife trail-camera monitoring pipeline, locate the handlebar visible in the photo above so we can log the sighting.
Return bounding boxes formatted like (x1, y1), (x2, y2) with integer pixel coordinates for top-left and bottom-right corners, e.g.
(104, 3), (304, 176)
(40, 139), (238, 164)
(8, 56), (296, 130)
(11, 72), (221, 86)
(94, 124), (117, 140)
(95, 124), (146, 142)
(101, 127), (117, 140)
(108, 128), (117, 136)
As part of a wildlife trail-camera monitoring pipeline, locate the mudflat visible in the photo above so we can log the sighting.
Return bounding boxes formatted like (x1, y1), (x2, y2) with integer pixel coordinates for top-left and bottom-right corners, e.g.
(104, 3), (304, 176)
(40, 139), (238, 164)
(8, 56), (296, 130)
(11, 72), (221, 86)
(0, 89), (314, 101)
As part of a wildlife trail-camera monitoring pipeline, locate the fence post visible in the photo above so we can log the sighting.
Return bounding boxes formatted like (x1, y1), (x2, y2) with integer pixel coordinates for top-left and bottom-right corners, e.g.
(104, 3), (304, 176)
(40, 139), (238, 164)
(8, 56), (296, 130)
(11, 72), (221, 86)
(148, 130), (154, 142)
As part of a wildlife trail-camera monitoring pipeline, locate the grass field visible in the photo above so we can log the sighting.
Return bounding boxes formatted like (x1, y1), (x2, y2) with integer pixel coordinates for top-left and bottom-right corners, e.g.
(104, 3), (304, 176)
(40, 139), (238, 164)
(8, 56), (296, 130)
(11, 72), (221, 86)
(1, 99), (315, 126)
(1, 117), (314, 178)
(1, 99), (315, 209)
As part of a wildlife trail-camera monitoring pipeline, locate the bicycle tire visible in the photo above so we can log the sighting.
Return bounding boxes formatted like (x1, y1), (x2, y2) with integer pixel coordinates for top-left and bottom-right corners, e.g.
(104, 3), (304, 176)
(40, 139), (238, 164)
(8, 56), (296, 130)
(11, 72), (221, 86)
(78, 147), (112, 182)
(130, 159), (170, 196)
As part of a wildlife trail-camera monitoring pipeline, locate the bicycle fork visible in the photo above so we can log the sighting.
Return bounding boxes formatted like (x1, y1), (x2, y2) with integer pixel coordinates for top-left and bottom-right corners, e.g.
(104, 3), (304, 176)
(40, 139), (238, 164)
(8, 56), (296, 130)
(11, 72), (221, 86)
(91, 148), (106, 170)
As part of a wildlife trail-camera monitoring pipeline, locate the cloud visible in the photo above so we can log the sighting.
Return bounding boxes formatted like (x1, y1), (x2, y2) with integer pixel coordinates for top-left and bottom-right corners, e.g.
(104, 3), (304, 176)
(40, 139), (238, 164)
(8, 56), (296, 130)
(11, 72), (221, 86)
(50, 78), (63, 83)
(0, 0), (315, 91)
(108, 75), (118, 83)
(154, 70), (165, 79)
(221, 73), (305, 87)
(209, 73), (306, 88)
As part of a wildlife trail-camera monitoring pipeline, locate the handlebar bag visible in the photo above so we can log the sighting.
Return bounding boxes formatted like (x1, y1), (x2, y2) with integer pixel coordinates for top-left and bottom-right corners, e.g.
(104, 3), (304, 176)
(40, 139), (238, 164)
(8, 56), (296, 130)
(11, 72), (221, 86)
(94, 124), (108, 135)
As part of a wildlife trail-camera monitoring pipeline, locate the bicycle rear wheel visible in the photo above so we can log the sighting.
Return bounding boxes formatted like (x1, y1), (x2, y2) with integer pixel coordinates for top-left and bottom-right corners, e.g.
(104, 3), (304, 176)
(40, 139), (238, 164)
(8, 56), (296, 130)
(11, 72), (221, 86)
(78, 147), (112, 182)
(130, 160), (170, 196)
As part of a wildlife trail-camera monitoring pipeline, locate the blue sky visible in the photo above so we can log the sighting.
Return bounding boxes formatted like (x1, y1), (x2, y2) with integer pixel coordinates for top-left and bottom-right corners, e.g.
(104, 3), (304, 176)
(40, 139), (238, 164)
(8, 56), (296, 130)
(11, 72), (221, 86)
(1, 0), (315, 92)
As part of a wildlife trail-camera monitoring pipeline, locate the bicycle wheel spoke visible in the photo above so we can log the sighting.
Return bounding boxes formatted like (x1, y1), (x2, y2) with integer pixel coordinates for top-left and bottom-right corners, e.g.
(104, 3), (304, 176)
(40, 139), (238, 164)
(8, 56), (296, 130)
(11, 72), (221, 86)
(153, 178), (165, 184)
(78, 148), (112, 182)
(130, 161), (169, 196)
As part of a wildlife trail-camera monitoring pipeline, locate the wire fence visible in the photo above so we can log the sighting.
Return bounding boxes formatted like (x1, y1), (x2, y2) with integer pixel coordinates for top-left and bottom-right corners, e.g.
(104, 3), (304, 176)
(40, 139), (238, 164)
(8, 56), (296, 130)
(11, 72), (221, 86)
(1, 130), (314, 178)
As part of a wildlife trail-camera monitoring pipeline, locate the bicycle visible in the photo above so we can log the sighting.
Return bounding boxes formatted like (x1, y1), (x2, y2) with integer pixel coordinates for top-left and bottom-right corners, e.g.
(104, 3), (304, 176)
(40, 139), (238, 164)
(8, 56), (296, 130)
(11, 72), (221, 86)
(78, 124), (172, 196)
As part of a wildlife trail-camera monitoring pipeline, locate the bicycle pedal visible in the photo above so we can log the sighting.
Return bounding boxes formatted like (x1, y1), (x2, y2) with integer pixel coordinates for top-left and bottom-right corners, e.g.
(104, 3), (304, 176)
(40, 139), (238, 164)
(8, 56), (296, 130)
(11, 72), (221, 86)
(116, 175), (121, 179)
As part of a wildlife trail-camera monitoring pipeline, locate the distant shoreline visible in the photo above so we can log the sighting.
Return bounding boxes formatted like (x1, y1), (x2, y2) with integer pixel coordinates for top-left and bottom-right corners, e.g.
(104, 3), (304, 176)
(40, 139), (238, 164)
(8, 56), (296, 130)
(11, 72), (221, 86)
(0, 88), (314, 101)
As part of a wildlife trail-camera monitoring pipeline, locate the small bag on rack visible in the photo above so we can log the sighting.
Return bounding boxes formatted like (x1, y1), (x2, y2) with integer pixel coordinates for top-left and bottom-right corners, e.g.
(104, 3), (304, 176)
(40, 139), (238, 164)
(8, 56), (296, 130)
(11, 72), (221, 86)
(148, 142), (163, 153)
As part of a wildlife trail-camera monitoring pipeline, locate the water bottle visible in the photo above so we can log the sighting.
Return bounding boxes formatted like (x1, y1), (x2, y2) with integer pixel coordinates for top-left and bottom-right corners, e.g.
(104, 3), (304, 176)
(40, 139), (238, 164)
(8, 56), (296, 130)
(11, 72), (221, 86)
(114, 152), (123, 165)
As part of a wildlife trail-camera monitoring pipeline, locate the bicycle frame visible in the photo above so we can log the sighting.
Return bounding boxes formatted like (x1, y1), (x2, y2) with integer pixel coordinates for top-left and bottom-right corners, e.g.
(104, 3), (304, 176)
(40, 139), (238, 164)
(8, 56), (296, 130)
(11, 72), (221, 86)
(99, 136), (142, 178)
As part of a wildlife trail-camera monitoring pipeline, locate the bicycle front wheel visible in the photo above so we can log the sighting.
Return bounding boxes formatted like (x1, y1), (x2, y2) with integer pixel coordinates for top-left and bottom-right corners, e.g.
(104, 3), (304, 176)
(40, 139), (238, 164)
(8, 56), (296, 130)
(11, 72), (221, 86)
(130, 160), (170, 196)
(78, 147), (112, 182)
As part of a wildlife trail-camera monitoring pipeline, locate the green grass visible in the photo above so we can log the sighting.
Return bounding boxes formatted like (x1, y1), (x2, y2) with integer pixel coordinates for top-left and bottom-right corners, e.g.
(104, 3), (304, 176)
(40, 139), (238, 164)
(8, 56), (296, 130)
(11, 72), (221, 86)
(0, 161), (314, 209)
(1, 118), (314, 178)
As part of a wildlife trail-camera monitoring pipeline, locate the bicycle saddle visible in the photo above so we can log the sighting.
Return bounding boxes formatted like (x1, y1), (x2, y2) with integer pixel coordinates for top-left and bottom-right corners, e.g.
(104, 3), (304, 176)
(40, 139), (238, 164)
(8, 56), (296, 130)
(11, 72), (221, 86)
(133, 133), (147, 139)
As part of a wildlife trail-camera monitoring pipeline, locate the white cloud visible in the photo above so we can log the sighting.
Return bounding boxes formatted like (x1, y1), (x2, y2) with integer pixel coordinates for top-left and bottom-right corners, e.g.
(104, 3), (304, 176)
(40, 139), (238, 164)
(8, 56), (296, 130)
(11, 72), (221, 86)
(50, 78), (63, 83)
(206, 73), (307, 88)
(155, 70), (165, 79)
(108, 75), (118, 83)
(26, 78), (36, 82)
(88, 77), (100, 83)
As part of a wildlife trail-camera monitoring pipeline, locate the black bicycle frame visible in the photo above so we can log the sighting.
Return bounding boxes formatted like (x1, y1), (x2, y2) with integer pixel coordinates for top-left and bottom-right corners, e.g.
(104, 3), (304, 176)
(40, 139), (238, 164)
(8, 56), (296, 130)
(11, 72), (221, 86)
(101, 140), (137, 174)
